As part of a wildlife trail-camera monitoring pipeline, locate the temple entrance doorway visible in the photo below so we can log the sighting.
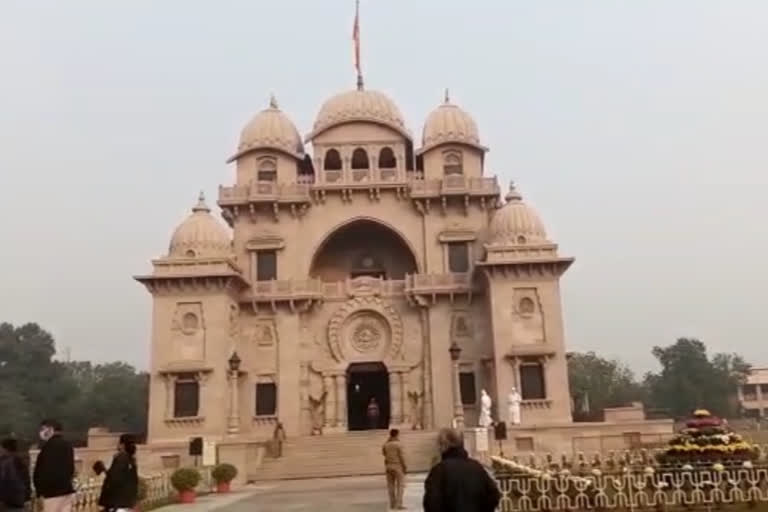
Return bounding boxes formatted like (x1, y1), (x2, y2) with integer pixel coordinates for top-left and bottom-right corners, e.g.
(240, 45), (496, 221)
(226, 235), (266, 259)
(347, 362), (390, 431)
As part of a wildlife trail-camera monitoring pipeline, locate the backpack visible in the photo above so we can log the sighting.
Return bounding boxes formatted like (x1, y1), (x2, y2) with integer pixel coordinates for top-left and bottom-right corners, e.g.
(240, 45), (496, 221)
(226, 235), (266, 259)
(0, 456), (27, 507)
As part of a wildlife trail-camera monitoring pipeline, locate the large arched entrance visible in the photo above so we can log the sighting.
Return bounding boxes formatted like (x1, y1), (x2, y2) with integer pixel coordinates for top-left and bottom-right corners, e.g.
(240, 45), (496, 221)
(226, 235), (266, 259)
(347, 362), (390, 431)
(310, 219), (418, 282)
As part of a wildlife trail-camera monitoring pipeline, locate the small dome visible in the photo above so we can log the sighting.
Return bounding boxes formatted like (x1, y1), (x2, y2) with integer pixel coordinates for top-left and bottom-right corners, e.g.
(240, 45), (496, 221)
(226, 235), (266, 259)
(420, 92), (487, 154)
(306, 89), (411, 141)
(228, 96), (304, 162)
(169, 193), (232, 258)
(487, 183), (548, 246)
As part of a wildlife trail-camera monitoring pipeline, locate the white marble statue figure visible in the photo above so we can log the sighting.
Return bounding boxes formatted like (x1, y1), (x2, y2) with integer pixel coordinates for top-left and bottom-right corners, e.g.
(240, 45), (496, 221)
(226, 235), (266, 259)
(478, 389), (493, 428)
(508, 387), (522, 425)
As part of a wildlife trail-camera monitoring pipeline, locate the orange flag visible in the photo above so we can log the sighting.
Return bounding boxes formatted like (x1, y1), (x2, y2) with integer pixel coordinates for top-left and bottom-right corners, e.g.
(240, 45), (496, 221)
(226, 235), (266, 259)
(353, 0), (361, 78)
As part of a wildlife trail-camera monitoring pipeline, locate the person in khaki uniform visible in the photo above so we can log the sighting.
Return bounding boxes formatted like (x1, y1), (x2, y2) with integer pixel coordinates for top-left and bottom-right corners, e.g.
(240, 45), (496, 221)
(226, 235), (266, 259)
(382, 428), (407, 510)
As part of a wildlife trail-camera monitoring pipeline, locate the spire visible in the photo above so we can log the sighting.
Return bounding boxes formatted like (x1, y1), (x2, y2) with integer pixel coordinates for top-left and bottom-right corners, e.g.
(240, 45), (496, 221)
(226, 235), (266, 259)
(192, 191), (211, 213)
(444, 88), (450, 104)
(505, 181), (522, 202)
(269, 93), (278, 109)
(353, 0), (364, 90)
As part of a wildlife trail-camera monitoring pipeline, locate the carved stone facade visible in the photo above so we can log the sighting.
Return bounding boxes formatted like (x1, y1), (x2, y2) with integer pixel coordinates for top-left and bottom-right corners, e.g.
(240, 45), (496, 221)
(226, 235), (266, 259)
(136, 86), (575, 443)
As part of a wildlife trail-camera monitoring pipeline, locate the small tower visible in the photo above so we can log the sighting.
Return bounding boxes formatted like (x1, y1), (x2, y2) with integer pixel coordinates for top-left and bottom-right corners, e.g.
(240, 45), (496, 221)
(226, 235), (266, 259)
(418, 93), (488, 180)
(226, 96), (305, 186)
(478, 183), (574, 425)
(135, 193), (247, 442)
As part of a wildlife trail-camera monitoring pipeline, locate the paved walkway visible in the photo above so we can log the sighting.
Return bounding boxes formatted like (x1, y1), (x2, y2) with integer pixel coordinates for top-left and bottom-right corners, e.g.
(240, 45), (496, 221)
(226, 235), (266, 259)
(163, 473), (427, 512)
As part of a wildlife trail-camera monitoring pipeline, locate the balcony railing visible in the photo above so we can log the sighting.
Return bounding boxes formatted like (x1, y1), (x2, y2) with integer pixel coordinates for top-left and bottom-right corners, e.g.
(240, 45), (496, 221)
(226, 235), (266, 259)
(240, 275), (474, 304)
(218, 182), (311, 205)
(409, 176), (500, 198)
(405, 273), (473, 296)
(242, 279), (323, 303)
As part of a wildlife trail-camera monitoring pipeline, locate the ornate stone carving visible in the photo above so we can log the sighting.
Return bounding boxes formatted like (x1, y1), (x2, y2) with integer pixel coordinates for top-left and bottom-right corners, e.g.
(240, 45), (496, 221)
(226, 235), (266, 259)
(451, 312), (472, 340)
(229, 303), (240, 338)
(326, 296), (404, 363)
(351, 321), (382, 352)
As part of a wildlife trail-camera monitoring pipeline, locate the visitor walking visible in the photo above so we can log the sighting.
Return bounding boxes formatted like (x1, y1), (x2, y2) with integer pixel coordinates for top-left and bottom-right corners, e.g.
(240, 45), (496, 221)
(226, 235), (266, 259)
(97, 434), (139, 512)
(33, 419), (75, 512)
(0, 438), (31, 512)
(423, 428), (500, 512)
(272, 422), (287, 457)
(366, 397), (380, 429)
(382, 429), (407, 510)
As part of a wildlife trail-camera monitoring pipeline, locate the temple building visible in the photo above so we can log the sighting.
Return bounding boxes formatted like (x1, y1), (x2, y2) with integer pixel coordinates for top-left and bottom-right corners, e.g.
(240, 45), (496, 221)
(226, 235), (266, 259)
(135, 86), (576, 444)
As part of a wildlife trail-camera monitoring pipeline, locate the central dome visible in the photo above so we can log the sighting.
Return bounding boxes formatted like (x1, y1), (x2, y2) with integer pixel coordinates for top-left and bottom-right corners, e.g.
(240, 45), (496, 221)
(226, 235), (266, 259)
(306, 89), (411, 141)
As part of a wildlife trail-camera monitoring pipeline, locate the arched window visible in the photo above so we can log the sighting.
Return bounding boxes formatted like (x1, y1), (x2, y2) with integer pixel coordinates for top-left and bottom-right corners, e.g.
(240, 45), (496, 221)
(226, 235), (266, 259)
(378, 147), (396, 169)
(324, 149), (342, 171)
(443, 152), (463, 175)
(351, 148), (369, 170)
(257, 158), (277, 182)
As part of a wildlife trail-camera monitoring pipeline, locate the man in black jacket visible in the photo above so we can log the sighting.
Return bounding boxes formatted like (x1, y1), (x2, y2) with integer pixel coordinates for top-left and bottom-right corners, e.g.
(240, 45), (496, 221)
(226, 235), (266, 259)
(33, 419), (75, 512)
(423, 428), (501, 512)
(0, 438), (31, 511)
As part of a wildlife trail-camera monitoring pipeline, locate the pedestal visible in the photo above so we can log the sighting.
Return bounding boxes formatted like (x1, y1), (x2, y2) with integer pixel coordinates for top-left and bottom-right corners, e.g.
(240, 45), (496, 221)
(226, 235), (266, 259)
(463, 427), (490, 466)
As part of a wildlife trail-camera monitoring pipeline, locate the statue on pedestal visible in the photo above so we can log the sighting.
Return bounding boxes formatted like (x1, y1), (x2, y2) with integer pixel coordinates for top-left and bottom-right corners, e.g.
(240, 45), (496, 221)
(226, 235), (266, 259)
(478, 389), (493, 428)
(508, 387), (522, 425)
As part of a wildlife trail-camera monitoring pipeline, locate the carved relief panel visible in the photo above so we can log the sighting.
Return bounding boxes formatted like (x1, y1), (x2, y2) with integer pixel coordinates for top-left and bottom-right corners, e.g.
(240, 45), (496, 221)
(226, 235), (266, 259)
(240, 316), (278, 374)
(325, 296), (404, 365)
(170, 302), (206, 361)
(510, 288), (546, 345)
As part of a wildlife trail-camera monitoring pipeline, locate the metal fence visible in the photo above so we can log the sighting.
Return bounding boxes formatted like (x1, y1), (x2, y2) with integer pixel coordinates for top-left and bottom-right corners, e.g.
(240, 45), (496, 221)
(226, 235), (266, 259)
(492, 455), (768, 511)
(27, 468), (212, 512)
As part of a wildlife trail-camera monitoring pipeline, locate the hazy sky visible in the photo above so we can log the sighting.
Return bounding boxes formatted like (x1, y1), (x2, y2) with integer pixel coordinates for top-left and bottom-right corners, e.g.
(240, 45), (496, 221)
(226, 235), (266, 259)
(1, 1), (766, 374)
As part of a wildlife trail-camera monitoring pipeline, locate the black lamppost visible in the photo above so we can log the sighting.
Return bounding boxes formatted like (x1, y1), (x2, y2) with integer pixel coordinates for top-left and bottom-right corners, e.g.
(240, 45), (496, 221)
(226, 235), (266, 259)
(228, 352), (242, 373)
(449, 341), (464, 428)
(227, 352), (242, 435)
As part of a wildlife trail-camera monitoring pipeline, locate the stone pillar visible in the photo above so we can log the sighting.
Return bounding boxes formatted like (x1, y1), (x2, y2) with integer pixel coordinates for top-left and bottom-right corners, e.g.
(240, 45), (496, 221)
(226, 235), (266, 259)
(335, 373), (347, 429)
(227, 371), (240, 436)
(398, 371), (406, 426)
(164, 375), (176, 419)
(452, 360), (465, 429)
(323, 375), (335, 428)
(389, 371), (400, 425)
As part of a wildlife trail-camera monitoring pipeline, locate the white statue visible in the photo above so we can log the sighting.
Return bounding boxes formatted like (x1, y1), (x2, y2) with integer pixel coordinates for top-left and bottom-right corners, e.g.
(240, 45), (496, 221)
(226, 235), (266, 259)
(478, 389), (493, 428)
(508, 387), (522, 425)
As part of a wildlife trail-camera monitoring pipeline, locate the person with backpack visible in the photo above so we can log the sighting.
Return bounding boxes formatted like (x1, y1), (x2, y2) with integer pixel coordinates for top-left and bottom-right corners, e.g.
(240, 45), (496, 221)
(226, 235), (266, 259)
(33, 419), (75, 512)
(97, 434), (139, 512)
(0, 438), (32, 512)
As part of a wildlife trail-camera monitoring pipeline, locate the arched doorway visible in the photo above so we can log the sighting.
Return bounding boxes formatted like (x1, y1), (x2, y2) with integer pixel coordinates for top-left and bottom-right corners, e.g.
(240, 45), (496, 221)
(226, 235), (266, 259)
(347, 362), (390, 431)
(310, 219), (418, 282)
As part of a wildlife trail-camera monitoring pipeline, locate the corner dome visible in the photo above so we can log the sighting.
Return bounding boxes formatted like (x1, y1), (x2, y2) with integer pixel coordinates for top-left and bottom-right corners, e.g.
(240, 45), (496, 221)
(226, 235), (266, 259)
(420, 93), (487, 154)
(228, 96), (304, 163)
(169, 193), (232, 258)
(487, 183), (548, 246)
(306, 88), (411, 141)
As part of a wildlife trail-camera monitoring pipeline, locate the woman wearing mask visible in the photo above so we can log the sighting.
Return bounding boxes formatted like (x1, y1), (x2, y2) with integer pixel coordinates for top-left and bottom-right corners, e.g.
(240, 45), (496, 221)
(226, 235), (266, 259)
(97, 434), (139, 512)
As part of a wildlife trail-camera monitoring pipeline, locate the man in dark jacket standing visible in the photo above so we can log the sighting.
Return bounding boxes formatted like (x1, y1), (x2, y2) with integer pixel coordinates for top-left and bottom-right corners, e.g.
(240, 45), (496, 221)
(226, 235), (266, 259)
(0, 438), (31, 511)
(423, 428), (500, 512)
(33, 419), (75, 512)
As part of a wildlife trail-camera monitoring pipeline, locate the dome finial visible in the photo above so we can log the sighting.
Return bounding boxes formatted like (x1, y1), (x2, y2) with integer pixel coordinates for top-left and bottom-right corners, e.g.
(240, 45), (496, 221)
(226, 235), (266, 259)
(192, 191), (210, 213)
(444, 88), (450, 104)
(269, 93), (278, 109)
(505, 181), (522, 202)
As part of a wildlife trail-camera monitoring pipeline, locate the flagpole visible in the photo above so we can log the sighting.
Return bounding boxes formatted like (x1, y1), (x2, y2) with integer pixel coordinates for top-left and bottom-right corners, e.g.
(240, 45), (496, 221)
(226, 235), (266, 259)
(353, 0), (363, 90)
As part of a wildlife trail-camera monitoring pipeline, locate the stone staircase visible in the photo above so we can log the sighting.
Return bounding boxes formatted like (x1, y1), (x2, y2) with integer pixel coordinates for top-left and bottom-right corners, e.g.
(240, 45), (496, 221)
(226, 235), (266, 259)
(249, 430), (439, 481)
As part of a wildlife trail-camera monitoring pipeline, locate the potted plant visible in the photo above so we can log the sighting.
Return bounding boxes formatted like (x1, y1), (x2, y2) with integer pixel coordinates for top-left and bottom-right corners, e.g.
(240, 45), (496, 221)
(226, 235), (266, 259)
(211, 463), (238, 493)
(171, 468), (201, 504)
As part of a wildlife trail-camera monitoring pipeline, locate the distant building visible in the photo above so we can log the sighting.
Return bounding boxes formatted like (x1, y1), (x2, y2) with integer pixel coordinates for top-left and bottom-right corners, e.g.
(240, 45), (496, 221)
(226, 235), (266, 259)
(738, 367), (768, 418)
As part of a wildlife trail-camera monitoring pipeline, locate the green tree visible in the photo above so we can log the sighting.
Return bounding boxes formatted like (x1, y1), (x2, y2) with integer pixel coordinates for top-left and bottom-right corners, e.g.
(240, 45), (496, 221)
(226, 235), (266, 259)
(0, 322), (149, 442)
(567, 351), (643, 420)
(643, 338), (749, 418)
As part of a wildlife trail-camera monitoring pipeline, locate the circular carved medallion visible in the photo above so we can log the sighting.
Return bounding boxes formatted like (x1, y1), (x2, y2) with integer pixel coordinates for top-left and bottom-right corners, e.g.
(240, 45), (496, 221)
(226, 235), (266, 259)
(352, 321), (382, 352)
